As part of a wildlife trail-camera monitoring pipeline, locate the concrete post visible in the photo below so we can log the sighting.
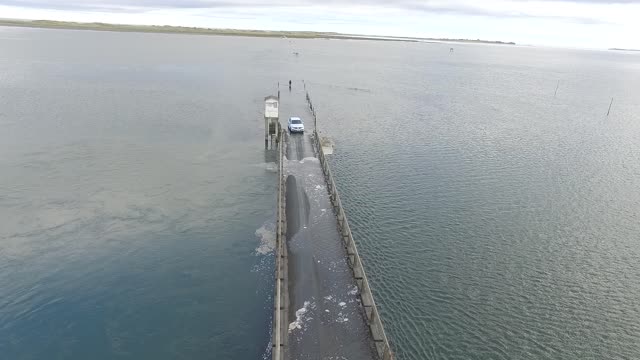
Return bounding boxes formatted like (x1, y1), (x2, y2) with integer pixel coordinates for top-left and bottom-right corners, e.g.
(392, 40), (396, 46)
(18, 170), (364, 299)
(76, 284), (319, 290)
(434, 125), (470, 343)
(265, 117), (269, 148)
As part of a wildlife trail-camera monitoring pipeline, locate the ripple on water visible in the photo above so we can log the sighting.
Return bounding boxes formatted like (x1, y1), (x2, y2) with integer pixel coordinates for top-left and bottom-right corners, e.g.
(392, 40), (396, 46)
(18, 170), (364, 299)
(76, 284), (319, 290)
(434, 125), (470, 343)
(312, 59), (640, 359)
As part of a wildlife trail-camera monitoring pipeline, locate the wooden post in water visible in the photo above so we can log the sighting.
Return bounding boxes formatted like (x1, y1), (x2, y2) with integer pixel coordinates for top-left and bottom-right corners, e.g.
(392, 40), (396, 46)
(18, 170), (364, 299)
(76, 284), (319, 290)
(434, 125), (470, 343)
(607, 97), (614, 117)
(554, 80), (560, 98)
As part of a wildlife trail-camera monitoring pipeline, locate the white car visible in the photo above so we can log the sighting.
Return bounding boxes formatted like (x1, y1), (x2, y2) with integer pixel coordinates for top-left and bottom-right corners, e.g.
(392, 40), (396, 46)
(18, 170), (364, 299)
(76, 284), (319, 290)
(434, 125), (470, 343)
(288, 117), (304, 133)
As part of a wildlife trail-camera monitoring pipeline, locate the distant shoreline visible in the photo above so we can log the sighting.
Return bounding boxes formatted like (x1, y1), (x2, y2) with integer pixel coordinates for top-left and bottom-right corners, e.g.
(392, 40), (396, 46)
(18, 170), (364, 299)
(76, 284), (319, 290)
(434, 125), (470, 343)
(609, 48), (640, 52)
(0, 18), (516, 45)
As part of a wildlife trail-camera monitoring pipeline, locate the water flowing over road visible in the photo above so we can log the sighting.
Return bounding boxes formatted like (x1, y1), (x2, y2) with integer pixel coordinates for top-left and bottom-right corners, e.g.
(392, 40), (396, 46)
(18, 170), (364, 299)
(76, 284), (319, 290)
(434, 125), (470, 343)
(280, 86), (377, 359)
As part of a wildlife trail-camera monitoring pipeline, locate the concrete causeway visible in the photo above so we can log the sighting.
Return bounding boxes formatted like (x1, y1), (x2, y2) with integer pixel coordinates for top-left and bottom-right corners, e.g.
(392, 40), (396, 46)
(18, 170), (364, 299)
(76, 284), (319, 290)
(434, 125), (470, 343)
(278, 85), (379, 360)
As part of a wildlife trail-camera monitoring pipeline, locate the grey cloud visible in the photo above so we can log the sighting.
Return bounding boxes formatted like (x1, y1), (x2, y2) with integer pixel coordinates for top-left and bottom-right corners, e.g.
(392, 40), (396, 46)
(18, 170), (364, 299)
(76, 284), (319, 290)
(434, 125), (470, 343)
(396, 1), (615, 24)
(1, 0), (636, 23)
(4, 0), (640, 10)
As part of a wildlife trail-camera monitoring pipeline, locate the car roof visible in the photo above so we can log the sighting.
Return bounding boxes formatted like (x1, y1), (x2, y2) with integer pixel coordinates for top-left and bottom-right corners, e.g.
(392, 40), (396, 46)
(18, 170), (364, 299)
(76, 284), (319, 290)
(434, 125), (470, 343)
(289, 117), (302, 121)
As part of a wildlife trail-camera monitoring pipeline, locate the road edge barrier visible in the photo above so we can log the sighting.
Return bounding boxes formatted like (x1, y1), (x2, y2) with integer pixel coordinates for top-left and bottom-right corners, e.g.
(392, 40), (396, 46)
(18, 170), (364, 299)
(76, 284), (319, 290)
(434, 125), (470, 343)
(273, 127), (288, 360)
(305, 87), (394, 360)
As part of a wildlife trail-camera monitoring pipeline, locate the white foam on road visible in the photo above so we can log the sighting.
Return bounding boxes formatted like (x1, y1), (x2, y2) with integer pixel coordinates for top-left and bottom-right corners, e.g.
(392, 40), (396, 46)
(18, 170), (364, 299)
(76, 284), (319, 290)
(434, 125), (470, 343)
(299, 157), (319, 164)
(289, 300), (315, 332)
(336, 312), (349, 323)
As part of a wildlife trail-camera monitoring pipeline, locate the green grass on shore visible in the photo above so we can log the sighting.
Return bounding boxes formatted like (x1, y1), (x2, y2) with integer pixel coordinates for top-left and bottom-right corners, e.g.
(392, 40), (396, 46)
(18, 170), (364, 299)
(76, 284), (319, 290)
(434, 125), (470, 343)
(0, 19), (340, 38)
(0, 18), (516, 45)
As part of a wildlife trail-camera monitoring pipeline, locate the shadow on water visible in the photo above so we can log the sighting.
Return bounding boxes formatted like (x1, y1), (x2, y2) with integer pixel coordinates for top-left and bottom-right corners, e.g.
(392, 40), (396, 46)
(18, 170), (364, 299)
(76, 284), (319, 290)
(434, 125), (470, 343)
(264, 149), (278, 164)
(285, 175), (300, 239)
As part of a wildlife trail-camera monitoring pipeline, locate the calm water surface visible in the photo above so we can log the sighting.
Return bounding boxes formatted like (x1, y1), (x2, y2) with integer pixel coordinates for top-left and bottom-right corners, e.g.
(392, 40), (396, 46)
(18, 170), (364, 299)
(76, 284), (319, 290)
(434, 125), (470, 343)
(0, 27), (284, 360)
(1, 27), (639, 359)
(308, 42), (640, 359)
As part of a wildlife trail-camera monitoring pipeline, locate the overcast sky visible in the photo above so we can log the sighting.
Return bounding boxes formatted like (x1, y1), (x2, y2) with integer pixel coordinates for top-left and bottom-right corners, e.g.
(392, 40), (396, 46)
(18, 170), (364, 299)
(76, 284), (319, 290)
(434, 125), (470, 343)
(1, 0), (639, 48)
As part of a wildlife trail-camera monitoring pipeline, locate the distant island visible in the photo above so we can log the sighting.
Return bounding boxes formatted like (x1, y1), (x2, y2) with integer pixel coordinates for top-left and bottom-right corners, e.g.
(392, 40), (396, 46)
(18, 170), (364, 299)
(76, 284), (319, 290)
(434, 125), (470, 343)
(0, 18), (515, 45)
(609, 48), (640, 52)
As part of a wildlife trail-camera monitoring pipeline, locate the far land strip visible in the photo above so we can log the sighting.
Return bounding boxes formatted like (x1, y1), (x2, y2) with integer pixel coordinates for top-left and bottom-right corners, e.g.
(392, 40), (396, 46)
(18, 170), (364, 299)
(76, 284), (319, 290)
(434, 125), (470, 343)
(0, 19), (517, 45)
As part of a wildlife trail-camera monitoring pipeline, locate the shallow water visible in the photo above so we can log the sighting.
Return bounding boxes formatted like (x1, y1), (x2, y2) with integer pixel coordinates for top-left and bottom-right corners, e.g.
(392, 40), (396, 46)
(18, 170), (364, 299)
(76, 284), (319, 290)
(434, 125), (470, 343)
(309, 44), (640, 359)
(0, 27), (282, 360)
(1, 26), (639, 359)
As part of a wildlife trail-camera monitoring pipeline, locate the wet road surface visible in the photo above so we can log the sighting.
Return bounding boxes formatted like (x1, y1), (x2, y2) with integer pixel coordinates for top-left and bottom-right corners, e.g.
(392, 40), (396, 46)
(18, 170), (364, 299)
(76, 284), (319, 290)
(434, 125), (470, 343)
(280, 85), (377, 360)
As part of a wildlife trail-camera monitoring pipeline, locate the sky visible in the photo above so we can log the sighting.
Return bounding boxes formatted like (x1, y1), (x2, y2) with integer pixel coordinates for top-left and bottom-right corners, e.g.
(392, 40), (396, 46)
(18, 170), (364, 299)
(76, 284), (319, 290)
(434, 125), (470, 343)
(1, 0), (639, 48)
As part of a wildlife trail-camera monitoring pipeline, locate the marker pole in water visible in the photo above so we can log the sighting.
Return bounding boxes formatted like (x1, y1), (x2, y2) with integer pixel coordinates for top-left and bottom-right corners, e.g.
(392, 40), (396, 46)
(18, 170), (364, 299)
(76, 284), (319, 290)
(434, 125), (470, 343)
(554, 80), (560, 97)
(607, 97), (614, 117)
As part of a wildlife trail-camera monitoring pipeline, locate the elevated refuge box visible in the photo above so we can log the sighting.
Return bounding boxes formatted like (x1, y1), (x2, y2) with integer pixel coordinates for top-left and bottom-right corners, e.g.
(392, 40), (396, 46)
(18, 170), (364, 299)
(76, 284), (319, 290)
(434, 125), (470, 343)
(264, 95), (280, 148)
(265, 96), (279, 119)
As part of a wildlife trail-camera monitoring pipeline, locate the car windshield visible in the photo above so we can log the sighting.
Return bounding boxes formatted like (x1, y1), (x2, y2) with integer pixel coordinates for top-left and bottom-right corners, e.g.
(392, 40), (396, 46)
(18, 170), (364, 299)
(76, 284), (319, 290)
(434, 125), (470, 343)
(291, 119), (302, 124)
